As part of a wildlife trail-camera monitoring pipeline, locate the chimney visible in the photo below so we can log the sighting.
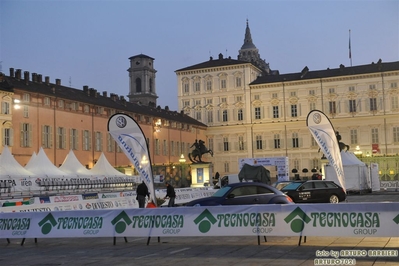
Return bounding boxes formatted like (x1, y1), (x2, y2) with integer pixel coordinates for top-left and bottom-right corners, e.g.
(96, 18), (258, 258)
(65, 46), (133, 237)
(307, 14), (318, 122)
(89, 88), (97, 97)
(165, 106), (169, 111)
(15, 69), (21, 79)
(119, 96), (126, 106)
(110, 93), (118, 101)
(218, 53), (223, 60)
(32, 73), (37, 82)
(24, 71), (30, 83)
(83, 85), (89, 95)
(9, 68), (14, 77)
(37, 74), (42, 83)
(102, 91), (107, 97)
(55, 78), (61, 85)
(45, 76), (50, 84)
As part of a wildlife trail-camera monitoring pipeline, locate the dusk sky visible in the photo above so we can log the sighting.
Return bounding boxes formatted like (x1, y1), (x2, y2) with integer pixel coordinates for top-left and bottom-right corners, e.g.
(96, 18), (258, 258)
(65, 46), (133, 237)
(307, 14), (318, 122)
(1, 0), (398, 111)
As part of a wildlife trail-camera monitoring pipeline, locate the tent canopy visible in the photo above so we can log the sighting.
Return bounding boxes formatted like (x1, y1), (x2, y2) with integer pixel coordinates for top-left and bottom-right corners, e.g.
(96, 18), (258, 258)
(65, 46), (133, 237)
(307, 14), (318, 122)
(25, 147), (68, 178)
(341, 152), (365, 166)
(0, 146), (34, 178)
(325, 151), (370, 192)
(59, 150), (93, 178)
(90, 153), (127, 178)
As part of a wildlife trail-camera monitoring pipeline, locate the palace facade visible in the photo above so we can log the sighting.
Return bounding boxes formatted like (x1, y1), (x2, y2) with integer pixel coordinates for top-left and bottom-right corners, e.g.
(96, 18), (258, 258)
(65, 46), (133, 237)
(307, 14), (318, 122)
(176, 22), (399, 181)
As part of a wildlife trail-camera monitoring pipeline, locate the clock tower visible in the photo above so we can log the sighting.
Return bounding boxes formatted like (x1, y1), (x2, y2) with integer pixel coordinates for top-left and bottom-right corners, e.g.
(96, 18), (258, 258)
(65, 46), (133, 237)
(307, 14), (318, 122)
(127, 54), (158, 106)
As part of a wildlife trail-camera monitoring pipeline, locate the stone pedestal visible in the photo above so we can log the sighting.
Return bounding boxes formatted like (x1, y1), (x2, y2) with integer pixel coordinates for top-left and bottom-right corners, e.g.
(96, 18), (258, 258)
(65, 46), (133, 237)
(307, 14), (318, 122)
(190, 163), (212, 188)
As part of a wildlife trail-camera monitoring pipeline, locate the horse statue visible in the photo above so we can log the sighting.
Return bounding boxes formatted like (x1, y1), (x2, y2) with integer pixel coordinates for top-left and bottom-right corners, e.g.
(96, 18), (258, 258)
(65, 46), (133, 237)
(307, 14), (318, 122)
(336, 131), (350, 152)
(318, 131), (350, 158)
(188, 139), (213, 163)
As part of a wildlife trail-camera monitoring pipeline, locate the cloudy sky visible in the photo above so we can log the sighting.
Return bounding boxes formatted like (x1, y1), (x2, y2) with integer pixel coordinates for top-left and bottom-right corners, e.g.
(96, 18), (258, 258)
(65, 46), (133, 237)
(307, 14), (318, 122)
(1, 0), (398, 111)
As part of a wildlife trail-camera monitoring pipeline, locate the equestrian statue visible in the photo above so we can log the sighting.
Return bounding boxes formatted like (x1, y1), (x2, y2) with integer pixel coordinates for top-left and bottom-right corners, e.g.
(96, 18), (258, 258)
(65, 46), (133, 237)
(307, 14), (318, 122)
(188, 139), (213, 163)
(336, 131), (350, 152)
(319, 131), (350, 159)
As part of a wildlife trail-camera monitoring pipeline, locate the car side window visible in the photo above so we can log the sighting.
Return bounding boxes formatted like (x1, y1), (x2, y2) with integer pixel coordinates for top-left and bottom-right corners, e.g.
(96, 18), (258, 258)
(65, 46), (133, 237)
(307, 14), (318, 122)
(325, 182), (338, 188)
(257, 187), (273, 194)
(230, 188), (243, 197)
(302, 182), (313, 190)
(314, 182), (327, 189)
(231, 186), (257, 197)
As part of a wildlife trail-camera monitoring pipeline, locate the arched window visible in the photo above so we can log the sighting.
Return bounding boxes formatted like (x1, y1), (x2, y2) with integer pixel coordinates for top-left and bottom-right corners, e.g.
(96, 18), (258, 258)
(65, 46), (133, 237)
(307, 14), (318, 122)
(136, 78), (142, 92)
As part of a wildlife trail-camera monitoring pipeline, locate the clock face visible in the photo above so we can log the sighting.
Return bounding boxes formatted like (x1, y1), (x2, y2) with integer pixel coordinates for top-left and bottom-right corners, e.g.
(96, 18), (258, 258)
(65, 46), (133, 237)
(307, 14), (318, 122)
(136, 61), (140, 65)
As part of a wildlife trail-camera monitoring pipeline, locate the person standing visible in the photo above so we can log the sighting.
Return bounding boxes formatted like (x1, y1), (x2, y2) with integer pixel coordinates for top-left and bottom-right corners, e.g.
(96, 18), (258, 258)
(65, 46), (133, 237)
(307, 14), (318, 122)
(136, 181), (149, 208)
(164, 182), (176, 207)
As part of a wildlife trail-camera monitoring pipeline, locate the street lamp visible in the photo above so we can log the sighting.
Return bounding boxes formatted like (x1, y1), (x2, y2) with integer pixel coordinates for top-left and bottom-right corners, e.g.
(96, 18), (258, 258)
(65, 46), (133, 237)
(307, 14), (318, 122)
(354, 146), (363, 157)
(13, 99), (21, 109)
(179, 154), (186, 164)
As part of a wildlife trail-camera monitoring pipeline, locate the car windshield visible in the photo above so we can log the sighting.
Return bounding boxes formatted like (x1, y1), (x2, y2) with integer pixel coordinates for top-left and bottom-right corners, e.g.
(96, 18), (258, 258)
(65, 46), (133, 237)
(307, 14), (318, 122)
(212, 186), (232, 197)
(282, 182), (303, 190)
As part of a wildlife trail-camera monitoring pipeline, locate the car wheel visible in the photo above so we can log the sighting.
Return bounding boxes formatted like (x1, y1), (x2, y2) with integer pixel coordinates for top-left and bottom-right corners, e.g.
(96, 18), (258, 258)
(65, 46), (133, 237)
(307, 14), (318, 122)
(329, 194), (339, 203)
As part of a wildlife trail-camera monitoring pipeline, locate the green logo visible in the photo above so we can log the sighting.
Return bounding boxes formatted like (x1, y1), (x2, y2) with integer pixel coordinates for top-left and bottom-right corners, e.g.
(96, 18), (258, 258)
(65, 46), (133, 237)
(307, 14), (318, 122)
(38, 213), (57, 235)
(111, 211), (132, 234)
(284, 207), (311, 233)
(193, 209), (217, 233)
(394, 214), (399, 224)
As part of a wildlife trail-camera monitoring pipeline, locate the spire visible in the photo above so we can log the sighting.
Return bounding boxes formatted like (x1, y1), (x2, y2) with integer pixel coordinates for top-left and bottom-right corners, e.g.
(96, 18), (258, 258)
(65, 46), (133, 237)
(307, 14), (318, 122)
(241, 19), (257, 50)
(237, 19), (271, 74)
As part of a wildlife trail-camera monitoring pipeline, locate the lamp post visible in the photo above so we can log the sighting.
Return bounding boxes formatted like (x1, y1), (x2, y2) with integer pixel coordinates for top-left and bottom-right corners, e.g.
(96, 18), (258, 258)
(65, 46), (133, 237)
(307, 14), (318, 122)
(179, 154), (186, 187)
(354, 145), (363, 157)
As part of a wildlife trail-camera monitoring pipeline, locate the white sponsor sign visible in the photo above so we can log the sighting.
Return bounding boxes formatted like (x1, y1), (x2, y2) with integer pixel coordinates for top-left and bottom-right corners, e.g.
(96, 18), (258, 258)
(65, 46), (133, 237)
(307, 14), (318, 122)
(380, 181), (399, 189)
(1, 203), (398, 239)
(0, 187), (217, 212)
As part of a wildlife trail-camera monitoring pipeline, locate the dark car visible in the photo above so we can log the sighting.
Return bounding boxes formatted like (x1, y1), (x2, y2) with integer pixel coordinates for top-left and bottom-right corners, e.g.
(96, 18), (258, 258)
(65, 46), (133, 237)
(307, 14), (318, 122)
(185, 182), (294, 206)
(281, 180), (346, 203)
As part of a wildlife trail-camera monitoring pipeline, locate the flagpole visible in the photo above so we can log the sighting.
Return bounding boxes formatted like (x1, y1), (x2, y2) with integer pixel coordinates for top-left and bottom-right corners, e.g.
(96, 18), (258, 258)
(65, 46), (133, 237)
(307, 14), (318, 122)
(349, 29), (352, 67)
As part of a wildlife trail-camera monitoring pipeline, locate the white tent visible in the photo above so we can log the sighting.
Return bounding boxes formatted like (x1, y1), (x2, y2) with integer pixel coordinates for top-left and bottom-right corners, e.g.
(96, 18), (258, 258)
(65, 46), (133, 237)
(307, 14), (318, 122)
(325, 151), (371, 192)
(0, 146), (40, 192)
(59, 150), (93, 179)
(24, 152), (37, 169)
(89, 152), (127, 178)
(0, 146), (34, 177)
(25, 147), (68, 179)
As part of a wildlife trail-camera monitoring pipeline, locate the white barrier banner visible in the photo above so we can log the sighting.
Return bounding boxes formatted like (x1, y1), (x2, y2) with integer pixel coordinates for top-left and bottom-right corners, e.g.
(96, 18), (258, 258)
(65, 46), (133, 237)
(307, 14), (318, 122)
(1, 203), (398, 239)
(380, 181), (399, 189)
(2, 196), (139, 212)
(1, 187), (218, 212)
(156, 187), (217, 206)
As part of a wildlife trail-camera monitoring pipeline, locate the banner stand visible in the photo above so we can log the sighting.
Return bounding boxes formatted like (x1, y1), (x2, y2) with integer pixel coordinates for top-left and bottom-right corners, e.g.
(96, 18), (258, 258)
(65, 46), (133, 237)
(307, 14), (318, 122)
(257, 236), (267, 245)
(298, 236), (307, 246)
(21, 238), (37, 246)
(146, 236), (161, 245)
(113, 237), (128, 245)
